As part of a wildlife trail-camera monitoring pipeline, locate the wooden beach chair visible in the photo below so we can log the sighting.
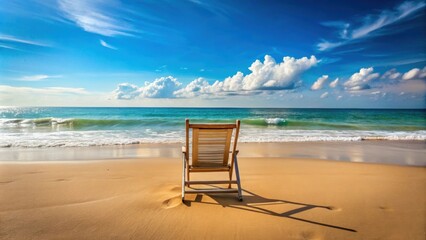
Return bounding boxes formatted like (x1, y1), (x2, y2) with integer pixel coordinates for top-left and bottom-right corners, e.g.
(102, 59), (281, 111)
(182, 119), (243, 202)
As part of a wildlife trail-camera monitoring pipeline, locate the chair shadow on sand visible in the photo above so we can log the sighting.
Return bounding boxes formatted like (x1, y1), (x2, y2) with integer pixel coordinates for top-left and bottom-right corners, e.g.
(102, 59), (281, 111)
(183, 188), (356, 233)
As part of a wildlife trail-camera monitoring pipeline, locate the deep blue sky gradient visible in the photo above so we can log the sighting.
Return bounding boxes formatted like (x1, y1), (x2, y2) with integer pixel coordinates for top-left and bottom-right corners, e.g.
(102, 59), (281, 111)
(0, 0), (425, 107)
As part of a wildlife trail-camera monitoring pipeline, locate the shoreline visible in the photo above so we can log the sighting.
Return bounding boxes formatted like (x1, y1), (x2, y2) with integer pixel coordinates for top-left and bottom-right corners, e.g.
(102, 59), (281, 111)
(1, 141), (424, 166)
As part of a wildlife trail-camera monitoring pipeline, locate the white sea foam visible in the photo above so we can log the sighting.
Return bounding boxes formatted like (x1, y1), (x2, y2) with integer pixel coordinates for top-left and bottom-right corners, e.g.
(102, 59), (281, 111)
(240, 129), (426, 142)
(0, 129), (425, 148)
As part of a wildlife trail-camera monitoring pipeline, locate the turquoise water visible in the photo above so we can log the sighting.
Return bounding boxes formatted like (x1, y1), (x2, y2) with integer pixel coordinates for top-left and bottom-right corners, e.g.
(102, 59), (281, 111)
(0, 107), (425, 147)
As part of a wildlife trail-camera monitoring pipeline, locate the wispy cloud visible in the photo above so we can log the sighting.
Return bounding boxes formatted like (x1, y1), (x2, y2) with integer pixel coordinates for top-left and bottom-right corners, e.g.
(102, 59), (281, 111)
(329, 78), (339, 88)
(0, 85), (88, 95)
(351, 1), (425, 39)
(188, 0), (231, 17)
(0, 34), (49, 47)
(58, 0), (137, 37)
(318, 1), (426, 51)
(320, 92), (329, 98)
(100, 39), (117, 50)
(18, 75), (62, 81)
(155, 65), (167, 72)
(332, 48), (365, 55)
(0, 44), (20, 50)
(378, 57), (426, 66)
(317, 41), (343, 52)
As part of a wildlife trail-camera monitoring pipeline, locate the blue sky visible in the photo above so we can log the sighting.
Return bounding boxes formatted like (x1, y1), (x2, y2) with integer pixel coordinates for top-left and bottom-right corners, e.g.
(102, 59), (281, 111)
(0, 0), (425, 108)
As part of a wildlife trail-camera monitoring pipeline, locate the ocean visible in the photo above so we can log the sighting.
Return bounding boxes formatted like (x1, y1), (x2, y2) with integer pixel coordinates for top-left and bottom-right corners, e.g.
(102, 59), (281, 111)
(0, 107), (425, 148)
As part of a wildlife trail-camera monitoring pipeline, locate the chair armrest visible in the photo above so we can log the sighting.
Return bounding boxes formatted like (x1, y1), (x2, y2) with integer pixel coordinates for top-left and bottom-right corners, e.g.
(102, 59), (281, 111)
(182, 147), (189, 164)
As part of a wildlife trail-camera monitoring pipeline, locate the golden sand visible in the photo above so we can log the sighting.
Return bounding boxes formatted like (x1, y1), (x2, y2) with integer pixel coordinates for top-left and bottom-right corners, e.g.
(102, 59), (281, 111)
(0, 143), (425, 240)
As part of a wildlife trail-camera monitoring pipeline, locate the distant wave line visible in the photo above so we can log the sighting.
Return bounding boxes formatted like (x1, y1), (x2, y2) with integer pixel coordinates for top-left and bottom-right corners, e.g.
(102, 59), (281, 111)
(1, 117), (425, 131)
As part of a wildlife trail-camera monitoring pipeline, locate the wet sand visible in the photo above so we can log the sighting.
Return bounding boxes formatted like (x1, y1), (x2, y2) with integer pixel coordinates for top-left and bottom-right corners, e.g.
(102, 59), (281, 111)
(1, 141), (425, 166)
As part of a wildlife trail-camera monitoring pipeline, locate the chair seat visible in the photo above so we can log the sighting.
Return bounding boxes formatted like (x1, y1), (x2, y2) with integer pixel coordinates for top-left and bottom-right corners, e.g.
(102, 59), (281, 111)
(189, 165), (230, 172)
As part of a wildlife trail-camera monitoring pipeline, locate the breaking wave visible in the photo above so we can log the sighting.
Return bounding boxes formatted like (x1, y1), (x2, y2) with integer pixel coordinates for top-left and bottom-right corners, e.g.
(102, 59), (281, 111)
(1, 117), (424, 131)
(1, 128), (425, 148)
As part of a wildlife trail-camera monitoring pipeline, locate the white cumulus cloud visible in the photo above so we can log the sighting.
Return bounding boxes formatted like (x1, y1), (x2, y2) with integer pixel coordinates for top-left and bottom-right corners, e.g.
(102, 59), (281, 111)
(112, 55), (318, 99)
(338, 66), (426, 97)
(344, 67), (380, 91)
(174, 78), (211, 98)
(112, 83), (140, 100)
(311, 75), (329, 90)
(402, 67), (426, 80)
(381, 68), (402, 80)
(113, 76), (182, 100)
(175, 55), (318, 97)
(140, 76), (182, 98)
(218, 71), (245, 92)
(241, 55), (318, 90)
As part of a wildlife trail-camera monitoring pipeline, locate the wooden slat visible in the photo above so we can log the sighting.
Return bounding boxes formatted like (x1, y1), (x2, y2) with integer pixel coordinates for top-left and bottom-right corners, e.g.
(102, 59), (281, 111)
(196, 157), (222, 159)
(197, 154), (223, 158)
(223, 129), (232, 165)
(199, 130), (228, 133)
(189, 167), (230, 172)
(185, 189), (239, 194)
(189, 124), (236, 129)
(197, 159), (222, 163)
(198, 150), (223, 153)
(192, 128), (230, 167)
(192, 128), (199, 166)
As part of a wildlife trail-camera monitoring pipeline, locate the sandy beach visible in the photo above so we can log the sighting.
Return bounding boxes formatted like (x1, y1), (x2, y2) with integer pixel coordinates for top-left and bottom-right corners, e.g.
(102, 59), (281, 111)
(0, 142), (425, 240)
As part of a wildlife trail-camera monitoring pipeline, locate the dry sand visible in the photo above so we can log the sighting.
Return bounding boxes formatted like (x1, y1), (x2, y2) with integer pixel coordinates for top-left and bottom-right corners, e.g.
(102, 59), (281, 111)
(0, 142), (425, 240)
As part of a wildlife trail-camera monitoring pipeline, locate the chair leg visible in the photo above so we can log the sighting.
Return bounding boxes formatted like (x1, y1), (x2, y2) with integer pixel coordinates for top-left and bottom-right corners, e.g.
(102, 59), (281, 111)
(228, 154), (235, 188)
(228, 170), (233, 188)
(182, 155), (186, 202)
(234, 156), (243, 201)
(187, 170), (190, 187)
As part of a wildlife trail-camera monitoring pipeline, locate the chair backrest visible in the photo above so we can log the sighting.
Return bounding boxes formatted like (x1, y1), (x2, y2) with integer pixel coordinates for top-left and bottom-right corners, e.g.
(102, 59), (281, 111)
(185, 119), (240, 167)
